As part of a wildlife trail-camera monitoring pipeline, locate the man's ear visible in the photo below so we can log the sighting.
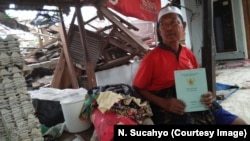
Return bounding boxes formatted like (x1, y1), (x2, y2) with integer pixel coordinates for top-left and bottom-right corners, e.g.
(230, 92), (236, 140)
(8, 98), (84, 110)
(156, 23), (162, 42)
(182, 22), (187, 30)
(157, 27), (160, 35)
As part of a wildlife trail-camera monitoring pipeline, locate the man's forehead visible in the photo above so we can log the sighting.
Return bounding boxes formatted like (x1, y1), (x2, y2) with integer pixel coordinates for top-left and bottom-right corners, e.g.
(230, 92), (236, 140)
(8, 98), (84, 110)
(159, 13), (180, 21)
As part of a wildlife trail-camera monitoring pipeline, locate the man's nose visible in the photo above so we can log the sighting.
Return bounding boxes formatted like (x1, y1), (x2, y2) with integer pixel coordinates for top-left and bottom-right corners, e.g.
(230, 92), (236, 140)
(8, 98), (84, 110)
(165, 25), (173, 30)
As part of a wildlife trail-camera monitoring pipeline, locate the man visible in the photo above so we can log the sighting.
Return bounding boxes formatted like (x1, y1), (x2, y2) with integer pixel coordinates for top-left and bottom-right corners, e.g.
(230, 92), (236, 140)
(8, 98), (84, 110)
(133, 5), (246, 125)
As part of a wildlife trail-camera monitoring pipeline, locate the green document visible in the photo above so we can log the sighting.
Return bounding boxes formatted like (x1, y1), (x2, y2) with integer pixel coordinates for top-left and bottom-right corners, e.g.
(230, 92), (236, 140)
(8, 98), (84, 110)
(174, 68), (208, 112)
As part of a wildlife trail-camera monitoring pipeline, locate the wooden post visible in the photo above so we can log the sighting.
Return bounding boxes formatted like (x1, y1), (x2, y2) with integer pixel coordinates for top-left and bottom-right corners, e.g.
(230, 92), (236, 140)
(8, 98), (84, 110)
(202, 0), (216, 96)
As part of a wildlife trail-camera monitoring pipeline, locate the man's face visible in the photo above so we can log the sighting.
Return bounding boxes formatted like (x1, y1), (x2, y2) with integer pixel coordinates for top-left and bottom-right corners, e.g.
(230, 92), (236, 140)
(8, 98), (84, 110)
(158, 13), (186, 44)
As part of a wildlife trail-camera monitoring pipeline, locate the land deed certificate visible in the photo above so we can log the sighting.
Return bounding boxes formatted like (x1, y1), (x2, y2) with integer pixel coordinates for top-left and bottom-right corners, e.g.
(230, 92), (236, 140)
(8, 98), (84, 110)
(174, 68), (208, 112)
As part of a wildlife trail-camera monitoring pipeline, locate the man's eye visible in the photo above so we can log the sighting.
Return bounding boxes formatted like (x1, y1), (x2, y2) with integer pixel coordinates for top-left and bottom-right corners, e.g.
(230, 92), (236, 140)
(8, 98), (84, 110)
(160, 23), (167, 26)
(160, 21), (179, 27)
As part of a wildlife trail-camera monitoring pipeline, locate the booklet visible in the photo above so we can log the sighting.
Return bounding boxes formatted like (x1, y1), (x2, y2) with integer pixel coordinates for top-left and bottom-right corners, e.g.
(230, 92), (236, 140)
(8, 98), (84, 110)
(174, 68), (208, 112)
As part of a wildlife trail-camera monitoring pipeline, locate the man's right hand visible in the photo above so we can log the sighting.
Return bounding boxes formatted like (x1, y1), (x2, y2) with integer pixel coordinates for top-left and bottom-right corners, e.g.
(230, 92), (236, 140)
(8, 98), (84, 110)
(161, 98), (186, 115)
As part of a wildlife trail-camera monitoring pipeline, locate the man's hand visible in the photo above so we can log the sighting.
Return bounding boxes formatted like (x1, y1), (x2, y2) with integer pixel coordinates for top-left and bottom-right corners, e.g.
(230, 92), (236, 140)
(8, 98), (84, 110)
(162, 98), (186, 115)
(200, 91), (214, 107)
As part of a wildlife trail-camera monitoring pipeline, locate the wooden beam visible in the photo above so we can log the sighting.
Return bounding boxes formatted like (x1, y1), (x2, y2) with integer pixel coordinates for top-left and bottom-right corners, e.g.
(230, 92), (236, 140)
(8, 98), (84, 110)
(31, 31), (59, 39)
(202, 0), (216, 96)
(54, 6), (79, 88)
(75, 0), (97, 89)
(99, 6), (149, 53)
(25, 38), (59, 58)
(51, 49), (66, 88)
(96, 55), (134, 71)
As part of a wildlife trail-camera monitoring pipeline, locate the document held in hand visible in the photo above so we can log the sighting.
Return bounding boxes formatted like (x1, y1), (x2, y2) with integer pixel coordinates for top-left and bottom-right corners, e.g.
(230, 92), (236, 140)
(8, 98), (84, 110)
(174, 68), (208, 112)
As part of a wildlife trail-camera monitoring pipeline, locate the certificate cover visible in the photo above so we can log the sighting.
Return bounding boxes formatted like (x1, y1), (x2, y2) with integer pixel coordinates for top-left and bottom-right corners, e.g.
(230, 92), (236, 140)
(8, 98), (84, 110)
(174, 68), (208, 112)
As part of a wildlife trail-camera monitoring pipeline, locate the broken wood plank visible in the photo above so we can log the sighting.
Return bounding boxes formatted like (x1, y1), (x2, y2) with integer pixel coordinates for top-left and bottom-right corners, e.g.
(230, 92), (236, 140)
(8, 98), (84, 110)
(53, 7), (79, 88)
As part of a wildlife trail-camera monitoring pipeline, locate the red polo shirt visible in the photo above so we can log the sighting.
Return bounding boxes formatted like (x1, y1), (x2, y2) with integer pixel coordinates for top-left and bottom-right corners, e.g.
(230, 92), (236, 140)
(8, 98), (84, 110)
(133, 44), (199, 91)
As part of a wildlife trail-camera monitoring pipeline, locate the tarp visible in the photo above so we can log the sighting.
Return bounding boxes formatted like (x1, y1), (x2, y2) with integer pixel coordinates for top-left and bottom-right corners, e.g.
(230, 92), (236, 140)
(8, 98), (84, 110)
(105, 0), (161, 21)
(216, 82), (239, 103)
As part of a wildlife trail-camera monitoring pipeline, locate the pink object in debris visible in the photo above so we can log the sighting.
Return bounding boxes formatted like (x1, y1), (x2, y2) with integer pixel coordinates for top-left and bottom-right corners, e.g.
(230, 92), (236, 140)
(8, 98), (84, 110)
(243, 59), (250, 66)
(225, 62), (244, 68)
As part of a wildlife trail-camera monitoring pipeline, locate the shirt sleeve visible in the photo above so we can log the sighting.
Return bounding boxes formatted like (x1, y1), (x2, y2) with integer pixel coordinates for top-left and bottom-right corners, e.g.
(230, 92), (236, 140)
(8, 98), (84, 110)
(133, 53), (154, 89)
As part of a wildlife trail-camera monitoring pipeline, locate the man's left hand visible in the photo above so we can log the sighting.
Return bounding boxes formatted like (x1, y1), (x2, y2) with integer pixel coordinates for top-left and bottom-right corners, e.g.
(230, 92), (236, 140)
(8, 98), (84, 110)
(200, 92), (214, 107)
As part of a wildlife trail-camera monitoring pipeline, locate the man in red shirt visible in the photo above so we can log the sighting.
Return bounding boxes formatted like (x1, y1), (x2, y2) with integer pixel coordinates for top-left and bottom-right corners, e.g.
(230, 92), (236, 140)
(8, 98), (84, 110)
(133, 5), (246, 125)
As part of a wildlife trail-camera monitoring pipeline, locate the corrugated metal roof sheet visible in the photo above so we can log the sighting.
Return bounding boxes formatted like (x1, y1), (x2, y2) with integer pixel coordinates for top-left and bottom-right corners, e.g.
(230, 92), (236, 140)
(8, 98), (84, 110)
(0, 0), (104, 8)
(0, 0), (75, 6)
(0, 0), (105, 15)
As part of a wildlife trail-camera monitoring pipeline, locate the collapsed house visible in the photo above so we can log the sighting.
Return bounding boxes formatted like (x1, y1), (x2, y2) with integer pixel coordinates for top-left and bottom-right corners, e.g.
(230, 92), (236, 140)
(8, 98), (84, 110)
(2, 0), (235, 140)
(0, 0), (159, 140)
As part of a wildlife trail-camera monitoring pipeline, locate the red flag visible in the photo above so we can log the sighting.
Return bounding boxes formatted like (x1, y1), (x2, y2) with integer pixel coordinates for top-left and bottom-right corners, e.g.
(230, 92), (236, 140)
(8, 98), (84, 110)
(105, 0), (161, 21)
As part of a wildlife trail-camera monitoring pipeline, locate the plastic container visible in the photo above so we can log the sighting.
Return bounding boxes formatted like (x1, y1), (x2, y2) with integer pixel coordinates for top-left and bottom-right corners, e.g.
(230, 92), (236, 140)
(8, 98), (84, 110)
(60, 95), (91, 133)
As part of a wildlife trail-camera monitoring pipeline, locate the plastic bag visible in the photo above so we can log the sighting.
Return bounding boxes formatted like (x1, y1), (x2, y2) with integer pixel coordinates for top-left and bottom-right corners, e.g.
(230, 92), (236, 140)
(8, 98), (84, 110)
(32, 99), (64, 127)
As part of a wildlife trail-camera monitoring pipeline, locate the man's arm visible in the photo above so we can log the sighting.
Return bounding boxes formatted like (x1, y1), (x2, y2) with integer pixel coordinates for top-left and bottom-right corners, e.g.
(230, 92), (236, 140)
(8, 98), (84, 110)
(133, 85), (186, 115)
